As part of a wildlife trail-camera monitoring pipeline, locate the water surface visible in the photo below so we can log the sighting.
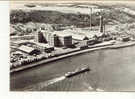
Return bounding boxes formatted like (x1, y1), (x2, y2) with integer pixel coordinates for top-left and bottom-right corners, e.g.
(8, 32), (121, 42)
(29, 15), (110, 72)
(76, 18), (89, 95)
(10, 46), (135, 91)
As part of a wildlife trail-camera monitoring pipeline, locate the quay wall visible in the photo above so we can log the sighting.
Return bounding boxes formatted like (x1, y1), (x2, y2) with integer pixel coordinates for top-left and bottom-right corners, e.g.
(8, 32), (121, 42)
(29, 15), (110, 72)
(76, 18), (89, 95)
(10, 41), (135, 73)
(10, 43), (113, 73)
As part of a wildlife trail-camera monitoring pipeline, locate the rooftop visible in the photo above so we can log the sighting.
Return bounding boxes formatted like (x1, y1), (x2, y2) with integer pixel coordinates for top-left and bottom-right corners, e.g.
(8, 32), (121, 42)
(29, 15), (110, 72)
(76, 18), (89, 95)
(11, 40), (35, 45)
(63, 28), (102, 38)
(71, 33), (88, 40)
(52, 31), (72, 37)
(34, 42), (54, 48)
(18, 45), (35, 53)
(52, 29), (89, 40)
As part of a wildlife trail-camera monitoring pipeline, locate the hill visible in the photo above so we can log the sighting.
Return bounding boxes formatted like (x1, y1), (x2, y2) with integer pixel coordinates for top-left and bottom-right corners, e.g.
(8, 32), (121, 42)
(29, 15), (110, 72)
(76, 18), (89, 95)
(10, 3), (135, 28)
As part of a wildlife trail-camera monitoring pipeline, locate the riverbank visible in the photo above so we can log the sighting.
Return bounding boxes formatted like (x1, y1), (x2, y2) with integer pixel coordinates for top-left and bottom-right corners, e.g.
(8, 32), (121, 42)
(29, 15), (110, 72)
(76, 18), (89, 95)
(109, 41), (135, 49)
(10, 41), (135, 73)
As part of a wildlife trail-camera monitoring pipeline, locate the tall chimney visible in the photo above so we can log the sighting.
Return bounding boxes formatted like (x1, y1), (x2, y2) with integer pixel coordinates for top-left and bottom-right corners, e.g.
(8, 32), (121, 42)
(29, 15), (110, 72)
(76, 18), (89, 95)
(90, 8), (92, 30)
(99, 16), (104, 33)
(103, 22), (105, 34)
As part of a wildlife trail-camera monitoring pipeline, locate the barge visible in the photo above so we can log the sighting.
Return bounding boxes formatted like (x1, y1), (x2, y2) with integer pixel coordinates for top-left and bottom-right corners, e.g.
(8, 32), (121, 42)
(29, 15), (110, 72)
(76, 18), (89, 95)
(65, 67), (90, 78)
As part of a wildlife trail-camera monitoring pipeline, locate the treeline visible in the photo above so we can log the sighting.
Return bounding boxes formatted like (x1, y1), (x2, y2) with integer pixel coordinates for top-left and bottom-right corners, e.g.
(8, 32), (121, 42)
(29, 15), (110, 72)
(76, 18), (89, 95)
(10, 9), (135, 27)
(10, 10), (101, 27)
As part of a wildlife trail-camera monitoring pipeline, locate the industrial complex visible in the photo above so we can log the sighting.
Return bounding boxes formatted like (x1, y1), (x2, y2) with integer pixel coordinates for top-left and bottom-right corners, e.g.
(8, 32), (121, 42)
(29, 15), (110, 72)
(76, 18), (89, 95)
(10, 2), (135, 92)
(10, 6), (133, 72)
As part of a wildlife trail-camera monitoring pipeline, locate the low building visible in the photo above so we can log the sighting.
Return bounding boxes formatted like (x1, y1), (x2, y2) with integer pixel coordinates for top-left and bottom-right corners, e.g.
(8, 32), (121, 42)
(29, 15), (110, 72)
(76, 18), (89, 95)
(122, 36), (130, 42)
(10, 35), (35, 41)
(10, 40), (35, 47)
(18, 45), (40, 55)
(63, 29), (103, 39)
(35, 42), (54, 53)
(78, 40), (88, 47)
(71, 34), (89, 41)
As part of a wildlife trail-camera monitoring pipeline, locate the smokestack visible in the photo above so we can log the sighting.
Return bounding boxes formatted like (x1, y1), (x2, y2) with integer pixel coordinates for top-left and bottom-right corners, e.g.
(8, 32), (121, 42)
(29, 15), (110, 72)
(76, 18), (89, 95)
(90, 8), (92, 30)
(103, 22), (105, 34)
(99, 16), (104, 33)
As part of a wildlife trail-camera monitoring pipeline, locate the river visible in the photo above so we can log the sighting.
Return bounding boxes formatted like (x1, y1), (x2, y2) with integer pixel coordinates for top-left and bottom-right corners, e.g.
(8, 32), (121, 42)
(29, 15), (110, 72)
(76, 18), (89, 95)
(10, 46), (135, 91)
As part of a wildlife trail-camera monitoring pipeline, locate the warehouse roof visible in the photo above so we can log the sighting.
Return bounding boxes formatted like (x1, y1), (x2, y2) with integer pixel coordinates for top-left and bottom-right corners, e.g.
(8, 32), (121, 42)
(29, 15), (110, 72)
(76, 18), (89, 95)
(52, 30), (88, 41)
(13, 40), (30, 44)
(63, 29), (102, 38)
(52, 28), (102, 41)
(71, 34), (88, 41)
(12, 40), (35, 46)
(18, 45), (35, 54)
(35, 42), (54, 48)
(62, 29), (89, 40)
(52, 31), (72, 37)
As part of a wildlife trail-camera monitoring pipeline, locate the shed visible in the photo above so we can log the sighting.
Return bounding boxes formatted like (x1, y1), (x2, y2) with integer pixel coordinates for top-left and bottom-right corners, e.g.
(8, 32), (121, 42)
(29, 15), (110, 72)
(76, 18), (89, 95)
(71, 34), (88, 41)
(35, 42), (54, 53)
(18, 45), (40, 55)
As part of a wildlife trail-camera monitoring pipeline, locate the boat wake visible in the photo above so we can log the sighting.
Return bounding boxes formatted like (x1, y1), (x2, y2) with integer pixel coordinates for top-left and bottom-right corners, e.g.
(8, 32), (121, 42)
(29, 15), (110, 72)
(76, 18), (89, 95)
(23, 76), (66, 91)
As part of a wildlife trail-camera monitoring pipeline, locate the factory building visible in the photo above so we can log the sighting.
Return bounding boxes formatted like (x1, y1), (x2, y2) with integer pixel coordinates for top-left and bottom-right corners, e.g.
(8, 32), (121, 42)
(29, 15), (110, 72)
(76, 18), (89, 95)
(37, 30), (60, 47)
(18, 45), (40, 55)
(34, 42), (54, 53)
(35, 30), (73, 48)
(49, 34), (59, 47)
(11, 40), (35, 47)
(40, 30), (52, 42)
(52, 31), (72, 47)
(35, 17), (106, 47)
(62, 29), (89, 41)
(34, 31), (47, 43)
(72, 34), (89, 41)
(58, 34), (72, 47)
